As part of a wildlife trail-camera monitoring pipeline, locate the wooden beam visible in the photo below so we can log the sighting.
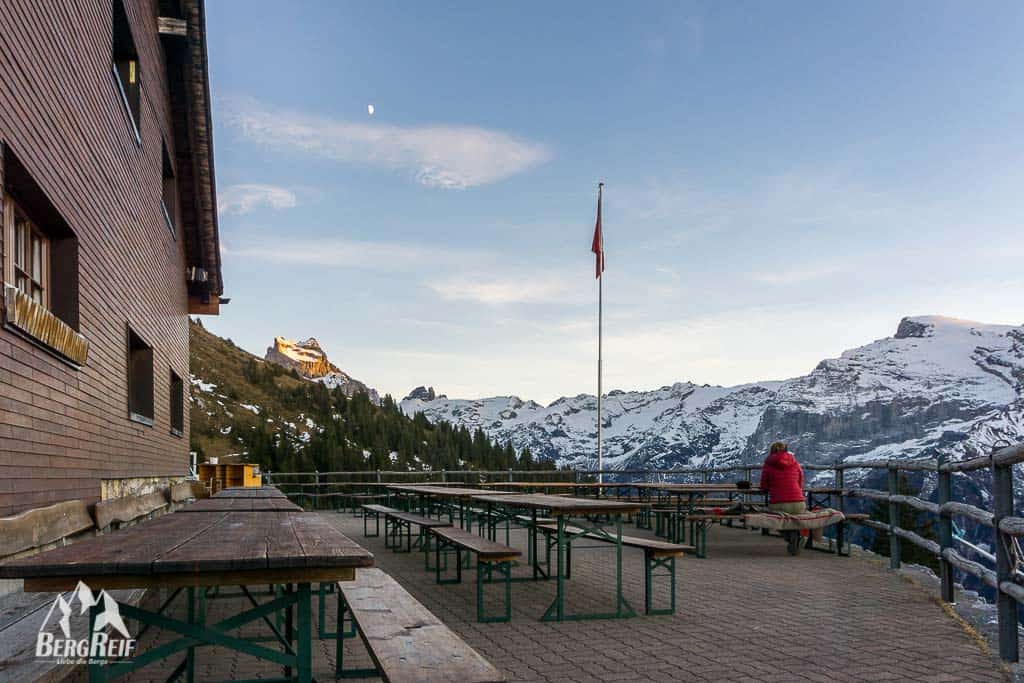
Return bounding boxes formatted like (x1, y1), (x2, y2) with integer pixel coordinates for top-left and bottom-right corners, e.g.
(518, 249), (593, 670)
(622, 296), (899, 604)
(158, 17), (187, 37)
(0, 500), (94, 559)
(188, 294), (219, 315)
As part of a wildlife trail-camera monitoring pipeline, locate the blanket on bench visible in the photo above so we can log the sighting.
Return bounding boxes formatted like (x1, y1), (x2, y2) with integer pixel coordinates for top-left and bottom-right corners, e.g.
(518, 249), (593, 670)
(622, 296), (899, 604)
(744, 508), (845, 531)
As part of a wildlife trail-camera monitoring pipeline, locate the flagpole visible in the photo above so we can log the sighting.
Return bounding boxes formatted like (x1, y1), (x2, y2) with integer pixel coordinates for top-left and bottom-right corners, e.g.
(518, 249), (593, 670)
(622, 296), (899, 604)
(596, 183), (604, 485)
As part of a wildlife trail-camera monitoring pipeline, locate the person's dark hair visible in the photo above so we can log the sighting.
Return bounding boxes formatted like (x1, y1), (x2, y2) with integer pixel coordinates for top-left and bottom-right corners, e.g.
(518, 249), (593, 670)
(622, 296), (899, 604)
(770, 441), (788, 454)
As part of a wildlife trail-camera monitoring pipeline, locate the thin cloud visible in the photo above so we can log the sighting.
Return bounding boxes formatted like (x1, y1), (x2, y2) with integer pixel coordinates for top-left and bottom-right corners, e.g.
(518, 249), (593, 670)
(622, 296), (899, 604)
(218, 184), (297, 216)
(429, 276), (573, 305)
(221, 96), (551, 189)
(231, 236), (483, 272)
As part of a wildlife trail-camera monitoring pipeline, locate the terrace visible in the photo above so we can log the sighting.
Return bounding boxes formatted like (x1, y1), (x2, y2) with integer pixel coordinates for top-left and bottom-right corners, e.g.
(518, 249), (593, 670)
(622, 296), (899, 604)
(3, 443), (1019, 682)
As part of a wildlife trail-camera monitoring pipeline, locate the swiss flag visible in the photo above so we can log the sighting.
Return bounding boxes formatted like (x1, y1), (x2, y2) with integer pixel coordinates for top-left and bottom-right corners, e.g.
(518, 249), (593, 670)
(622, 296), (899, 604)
(592, 185), (605, 279)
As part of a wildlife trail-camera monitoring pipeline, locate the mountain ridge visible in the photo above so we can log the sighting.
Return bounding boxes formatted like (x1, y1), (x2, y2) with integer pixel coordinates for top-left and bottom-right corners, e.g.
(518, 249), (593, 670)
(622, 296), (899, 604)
(399, 316), (1024, 472)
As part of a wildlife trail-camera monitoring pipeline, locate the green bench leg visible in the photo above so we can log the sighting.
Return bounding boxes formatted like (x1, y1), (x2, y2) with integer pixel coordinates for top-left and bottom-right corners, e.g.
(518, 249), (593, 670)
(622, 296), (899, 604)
(435, 539), (463, 585)
(644, 553), (677, 615)
(335, 592), (378, 680)
(477, 560), (512, 623)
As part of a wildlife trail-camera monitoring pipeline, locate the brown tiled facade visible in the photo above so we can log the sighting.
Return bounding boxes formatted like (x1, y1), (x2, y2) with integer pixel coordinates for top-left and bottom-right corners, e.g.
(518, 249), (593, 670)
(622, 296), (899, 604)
(0, 0), (221, 516)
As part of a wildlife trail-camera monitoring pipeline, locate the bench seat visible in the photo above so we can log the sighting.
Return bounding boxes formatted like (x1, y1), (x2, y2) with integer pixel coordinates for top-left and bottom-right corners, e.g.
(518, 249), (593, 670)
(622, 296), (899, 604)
(337, 568), (505, 682)
(429, 527), (520, 622)
(359, 504), (397, 537)
(536, 523), (687, 615)
(384, 510), (452, 553)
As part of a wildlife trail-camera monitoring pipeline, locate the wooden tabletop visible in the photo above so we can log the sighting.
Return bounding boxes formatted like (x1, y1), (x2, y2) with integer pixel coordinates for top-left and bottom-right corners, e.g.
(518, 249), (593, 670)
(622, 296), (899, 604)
(212, 486), (287, 499)
(480, 481), (624, 489)
(177, 498), (302, 512)
(471, 493), (641, 516)
(0, 511), (373, 591)
(386, 484), (514, 499)
(632, 483), (766, 493)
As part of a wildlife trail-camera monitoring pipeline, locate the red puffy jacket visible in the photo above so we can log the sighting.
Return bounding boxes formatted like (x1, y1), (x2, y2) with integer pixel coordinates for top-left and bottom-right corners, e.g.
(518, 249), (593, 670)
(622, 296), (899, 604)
(759, 451), (805, 504)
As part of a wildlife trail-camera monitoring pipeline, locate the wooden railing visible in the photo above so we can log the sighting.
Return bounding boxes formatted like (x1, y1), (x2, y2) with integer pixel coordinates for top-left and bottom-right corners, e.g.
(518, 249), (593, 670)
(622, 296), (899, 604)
(266, 441), (1024, 662)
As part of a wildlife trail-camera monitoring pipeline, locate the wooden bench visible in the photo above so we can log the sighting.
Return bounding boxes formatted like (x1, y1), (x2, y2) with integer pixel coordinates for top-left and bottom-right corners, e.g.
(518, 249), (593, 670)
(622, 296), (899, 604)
(0, 500), (146, 681)
(429, 527), (520, 623)
(537, 523), (690, 615)
(345, 492), (388, 514)
(384, 510), (452, 554)
(360, 503), (396, 537)
(336, 568), (505, 681)
(838, 513), (870, 556)
(169, 480), (210, 509)
(94, 490), (169, 532)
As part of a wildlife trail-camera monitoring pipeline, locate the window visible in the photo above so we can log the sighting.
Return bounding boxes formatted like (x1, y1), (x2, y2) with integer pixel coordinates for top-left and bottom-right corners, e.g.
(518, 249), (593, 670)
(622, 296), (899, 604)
(169, 369), (184, 437)
(7, 198), (49, 306)
(2, 146), (81, 340)
(128, 328), (154, 425)
(161, 142), (177, 236)
(112, 0), (141, 140)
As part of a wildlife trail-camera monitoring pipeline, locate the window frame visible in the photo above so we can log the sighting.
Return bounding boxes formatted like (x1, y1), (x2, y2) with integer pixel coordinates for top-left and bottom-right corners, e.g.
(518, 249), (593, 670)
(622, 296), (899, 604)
(127, 326), (155, 427)
(160, 141), (177, 238)
(4, 193), (50, 309)
(169, 368), (184, 437)
(111, 0), (141, 144)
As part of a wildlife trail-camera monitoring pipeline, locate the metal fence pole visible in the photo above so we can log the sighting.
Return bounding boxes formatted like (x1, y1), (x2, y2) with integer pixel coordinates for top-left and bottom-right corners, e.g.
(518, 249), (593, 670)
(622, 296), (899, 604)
(888, 461), (901, 570)
(992, 452), (1019, 662)
(442, 469), (447, 484)
(936, 456), (955, 603)
(508, 468), (513, 482)
(314, 470), (319, 511)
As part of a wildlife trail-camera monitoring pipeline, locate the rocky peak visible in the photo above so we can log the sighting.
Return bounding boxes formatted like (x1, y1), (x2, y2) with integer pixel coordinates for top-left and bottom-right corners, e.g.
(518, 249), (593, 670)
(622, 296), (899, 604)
(266, 336), (334, 378)
(895, 317), (934, 339)
(405, 386), (437, 401)
(264, 335), (382, 404)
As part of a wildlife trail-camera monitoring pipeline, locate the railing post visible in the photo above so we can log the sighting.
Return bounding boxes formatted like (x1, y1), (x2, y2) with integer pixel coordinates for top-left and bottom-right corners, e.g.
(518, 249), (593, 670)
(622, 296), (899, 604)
(314, 470), (319, 511)
(508, 468), (513, 482)
(376, 469), (381, 484)
(887, 461), (901, 569)
(992, 452), (1019, 662)
(834, 461), (844, 514)
(701, 469), (709, 485)
(936, 456), (955, 603)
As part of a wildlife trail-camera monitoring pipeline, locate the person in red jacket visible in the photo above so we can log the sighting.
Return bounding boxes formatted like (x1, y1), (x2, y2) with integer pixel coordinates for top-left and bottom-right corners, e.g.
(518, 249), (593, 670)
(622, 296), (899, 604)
(760, 441), (806, 514)
(760, 441), (809, 555)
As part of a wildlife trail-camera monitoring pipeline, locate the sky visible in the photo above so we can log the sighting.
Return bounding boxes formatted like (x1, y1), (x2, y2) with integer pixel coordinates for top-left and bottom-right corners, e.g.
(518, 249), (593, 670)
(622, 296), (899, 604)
(202, 1), (1024, 405)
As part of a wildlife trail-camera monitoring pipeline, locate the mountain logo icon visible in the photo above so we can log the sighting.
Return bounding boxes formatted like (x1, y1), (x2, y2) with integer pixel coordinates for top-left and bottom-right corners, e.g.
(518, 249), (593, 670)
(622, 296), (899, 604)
(39, 581), (131, 640)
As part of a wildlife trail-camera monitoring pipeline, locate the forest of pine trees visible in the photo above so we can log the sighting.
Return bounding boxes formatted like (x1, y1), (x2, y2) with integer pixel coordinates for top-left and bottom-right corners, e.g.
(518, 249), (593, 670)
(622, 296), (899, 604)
(191, 353), (553, 475)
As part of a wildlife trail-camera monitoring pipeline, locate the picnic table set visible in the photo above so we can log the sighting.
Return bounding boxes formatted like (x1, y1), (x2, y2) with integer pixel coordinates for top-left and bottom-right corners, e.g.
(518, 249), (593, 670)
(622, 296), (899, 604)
(0, 486), (372, 682)
(381, 484), (680, 622)
(0, 481), (851, 681)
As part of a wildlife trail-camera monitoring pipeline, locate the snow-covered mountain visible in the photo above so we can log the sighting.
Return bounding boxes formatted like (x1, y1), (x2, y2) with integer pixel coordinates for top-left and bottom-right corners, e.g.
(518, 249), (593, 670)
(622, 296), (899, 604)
(266, 336), (380, 403)
(400, 316), (1024, 471)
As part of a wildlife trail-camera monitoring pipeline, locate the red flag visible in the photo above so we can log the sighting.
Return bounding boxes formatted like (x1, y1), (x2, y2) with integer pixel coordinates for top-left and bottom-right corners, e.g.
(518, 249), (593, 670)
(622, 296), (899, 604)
(592, 184), (605, 278)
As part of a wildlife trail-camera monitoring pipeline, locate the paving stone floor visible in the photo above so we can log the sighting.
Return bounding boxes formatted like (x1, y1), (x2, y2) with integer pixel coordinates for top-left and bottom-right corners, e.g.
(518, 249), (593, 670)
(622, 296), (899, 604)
(89, 511), (1005, 682)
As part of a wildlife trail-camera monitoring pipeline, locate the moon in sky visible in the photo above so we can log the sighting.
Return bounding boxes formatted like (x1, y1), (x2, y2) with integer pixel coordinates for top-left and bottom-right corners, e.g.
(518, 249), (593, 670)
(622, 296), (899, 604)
(367, 104), (375, 115)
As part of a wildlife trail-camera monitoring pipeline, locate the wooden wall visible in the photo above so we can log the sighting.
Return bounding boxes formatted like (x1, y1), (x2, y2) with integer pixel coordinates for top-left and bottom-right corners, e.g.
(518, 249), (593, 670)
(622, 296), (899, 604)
(0, 0), (192, 516)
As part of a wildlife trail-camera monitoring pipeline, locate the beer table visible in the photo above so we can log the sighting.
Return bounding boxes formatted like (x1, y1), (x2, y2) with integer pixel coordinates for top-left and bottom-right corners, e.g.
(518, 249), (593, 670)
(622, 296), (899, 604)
(470, 493), (641, 622)
(211, 486), (288, 499)
(632, 482), (767, 512)
(176, 497), (303, 512)
(0, 509), (373, 682)
(479, 481), (638, 498)
(385, 484), (513, 530)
